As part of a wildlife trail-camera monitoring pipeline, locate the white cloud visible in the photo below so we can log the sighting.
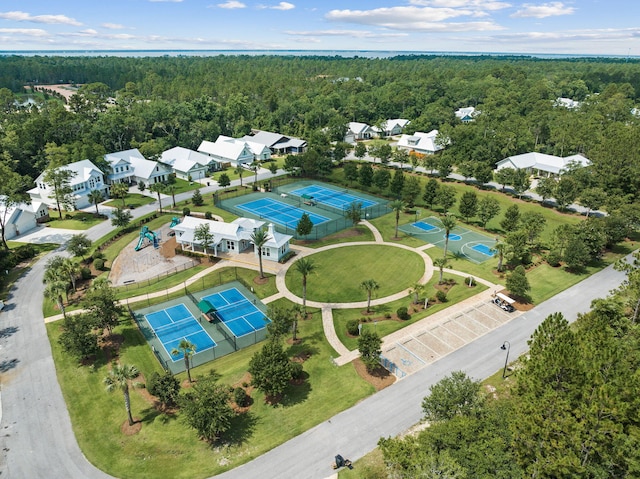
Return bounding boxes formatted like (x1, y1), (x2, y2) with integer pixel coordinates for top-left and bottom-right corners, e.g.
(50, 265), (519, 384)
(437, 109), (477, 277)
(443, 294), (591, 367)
(0, 27), (49, 37)
(488, 28), (640, 43)
(512, 2), (575, 19)
(285, 29), (408, 39)
(217, 1), (246, 8)
(101, 23), (125, 30)
(409, 0), (511, 10)
(271, 2), (295, 10)
(0, 11), (82, 26)
(326, 7), (503, 32)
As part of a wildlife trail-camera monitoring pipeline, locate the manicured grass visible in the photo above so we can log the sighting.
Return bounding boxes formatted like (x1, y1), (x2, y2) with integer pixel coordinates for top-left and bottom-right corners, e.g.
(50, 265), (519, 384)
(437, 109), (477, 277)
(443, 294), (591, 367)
(285, 244), (425, 303)
(1, 242), (58, 301)
(333, 276), (487, 351)
(44, 210), (107, 230)
(293, 225), (375, 249)
(173, 199), (239, 222)
(162, 177), (203, 195)
(103, 193), (156, 209)
(48, 297), (374, 478)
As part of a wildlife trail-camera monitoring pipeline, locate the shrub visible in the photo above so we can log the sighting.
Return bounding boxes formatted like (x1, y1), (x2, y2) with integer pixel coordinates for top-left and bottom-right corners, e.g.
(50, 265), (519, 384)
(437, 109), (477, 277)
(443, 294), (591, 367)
(290, 362), (304, 380)
(384, 312), (392, 319)
(192, 189), (204, 206)
(80, 267), (91, 280)
(91, 250), (104, 261)
(436, 290), (448, 303)
(346, 319), (360, 335)
(182, 207), (191, 216)
(547, 250), (562, 267)
(13, 244), (36, 261)
(205, 211), (213, 219)
(233, 387), (249, 407)
(93, 258), (105, 270)
(396, 307), (410, 320)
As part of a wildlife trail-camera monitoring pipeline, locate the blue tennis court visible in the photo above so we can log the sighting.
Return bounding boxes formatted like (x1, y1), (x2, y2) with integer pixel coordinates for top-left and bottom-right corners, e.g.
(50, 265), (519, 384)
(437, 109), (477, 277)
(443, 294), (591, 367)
(237, 197), (329, 228)
(201, 287), (270, 338)
(144, 304), (216, 361)
(471, 243), (495, 257)
(290, 185), (377, 211)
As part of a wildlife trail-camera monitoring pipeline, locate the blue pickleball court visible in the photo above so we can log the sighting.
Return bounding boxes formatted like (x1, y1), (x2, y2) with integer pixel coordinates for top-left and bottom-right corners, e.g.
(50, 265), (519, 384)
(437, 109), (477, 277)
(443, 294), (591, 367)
(201, 287), (270, 338)
(144, 303), (216, 361)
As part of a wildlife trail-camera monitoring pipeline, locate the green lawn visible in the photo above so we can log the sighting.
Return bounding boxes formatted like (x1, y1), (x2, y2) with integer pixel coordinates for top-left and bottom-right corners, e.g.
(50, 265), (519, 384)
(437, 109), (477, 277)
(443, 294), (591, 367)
(44, 210), (107, 230)
(333, 275), (487, 351)
(285, 244), (425, 303)
(292, 224), (375, 249)
(48, 297), (374, 479)
(103, 193), (156, 209)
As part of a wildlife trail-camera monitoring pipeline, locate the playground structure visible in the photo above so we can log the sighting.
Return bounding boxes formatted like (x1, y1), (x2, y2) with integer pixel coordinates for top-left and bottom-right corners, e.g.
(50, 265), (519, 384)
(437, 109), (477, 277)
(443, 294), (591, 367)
(170, 216), (181, 228)
(135, 226), (160, 251)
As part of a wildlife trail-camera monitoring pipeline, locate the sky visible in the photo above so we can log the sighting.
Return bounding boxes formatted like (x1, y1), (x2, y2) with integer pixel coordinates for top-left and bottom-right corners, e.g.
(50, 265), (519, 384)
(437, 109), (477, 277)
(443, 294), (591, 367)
(1, 1), (640, 56)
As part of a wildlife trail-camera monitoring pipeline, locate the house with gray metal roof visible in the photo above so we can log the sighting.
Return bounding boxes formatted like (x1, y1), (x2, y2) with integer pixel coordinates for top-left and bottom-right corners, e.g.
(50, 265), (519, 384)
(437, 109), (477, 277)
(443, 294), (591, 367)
(242, 130), (306, 155)
(496, 152), (590, 177)
(159, 147), (214, 182)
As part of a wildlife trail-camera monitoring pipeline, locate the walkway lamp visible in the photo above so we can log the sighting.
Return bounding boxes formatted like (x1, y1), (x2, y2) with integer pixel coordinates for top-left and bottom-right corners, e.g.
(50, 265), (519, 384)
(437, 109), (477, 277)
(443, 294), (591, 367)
(500, 341), (511, 379)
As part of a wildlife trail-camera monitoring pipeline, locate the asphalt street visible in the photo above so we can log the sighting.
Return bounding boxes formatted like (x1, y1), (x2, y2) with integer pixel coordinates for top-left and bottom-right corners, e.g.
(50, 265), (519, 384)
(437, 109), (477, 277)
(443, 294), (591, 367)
(0, 166), (630, 478)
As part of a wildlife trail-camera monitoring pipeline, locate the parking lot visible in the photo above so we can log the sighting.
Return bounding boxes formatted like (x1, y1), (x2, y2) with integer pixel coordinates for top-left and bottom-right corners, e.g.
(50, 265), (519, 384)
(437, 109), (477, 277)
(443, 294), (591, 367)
(380, 300), (519, 378)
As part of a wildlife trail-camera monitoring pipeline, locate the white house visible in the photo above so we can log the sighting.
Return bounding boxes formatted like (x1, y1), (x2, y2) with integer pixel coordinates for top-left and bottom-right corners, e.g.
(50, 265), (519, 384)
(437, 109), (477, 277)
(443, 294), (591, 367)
(28, 159), (108, 210)
(396, 130), (445, 155)
(345, 122), (374, 143)
(104, 149), (139, 185)
(159, 147), (212, 181)
(242, 130), (307, 155)
(496, 152), (590, 177)
(554, 97), (581, 109)
(216, 135), (271, 162)
(198, 138), (254, 168)
(171, 216), (292, 261)
(0, 201), (49, 240)
(455, 107), (480, 123)
(376, 118), (411, 137)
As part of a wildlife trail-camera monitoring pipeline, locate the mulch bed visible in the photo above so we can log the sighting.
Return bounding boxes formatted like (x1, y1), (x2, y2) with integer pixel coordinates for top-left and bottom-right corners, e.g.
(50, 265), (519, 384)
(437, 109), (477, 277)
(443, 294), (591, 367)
(353, 358), (395, 391)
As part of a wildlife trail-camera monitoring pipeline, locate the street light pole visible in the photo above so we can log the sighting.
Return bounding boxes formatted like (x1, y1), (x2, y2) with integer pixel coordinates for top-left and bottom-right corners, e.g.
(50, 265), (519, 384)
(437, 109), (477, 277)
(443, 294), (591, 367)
(500, 341), (511, 379)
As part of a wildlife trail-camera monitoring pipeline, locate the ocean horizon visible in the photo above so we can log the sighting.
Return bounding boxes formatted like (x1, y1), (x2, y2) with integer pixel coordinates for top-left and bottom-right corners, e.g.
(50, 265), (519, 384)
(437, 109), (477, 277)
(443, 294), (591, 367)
(1, 49), (638, 60)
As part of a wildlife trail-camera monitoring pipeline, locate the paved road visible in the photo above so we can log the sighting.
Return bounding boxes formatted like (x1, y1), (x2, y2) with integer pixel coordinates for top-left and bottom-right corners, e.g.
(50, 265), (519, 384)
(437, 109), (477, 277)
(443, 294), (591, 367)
(216, 256), (629, 479)
(0, 167), (629, 478)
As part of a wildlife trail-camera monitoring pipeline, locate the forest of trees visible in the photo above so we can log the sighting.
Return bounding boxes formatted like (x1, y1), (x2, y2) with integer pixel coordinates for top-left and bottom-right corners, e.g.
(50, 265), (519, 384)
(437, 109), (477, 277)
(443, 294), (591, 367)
(1, 54), (640, 210)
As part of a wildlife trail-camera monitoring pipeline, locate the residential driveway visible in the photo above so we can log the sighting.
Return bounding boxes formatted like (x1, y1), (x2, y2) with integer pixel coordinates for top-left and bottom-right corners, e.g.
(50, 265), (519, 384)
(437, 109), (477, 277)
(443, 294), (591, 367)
(11, 225), (81, 245)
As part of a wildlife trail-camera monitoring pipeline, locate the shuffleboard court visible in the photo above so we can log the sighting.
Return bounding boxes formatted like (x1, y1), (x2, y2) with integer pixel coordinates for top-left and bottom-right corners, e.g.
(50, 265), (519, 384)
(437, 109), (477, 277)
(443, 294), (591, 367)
(144, 303), (216, 361)
(237, 197), (329, 228)
(289, 184), (377, 212)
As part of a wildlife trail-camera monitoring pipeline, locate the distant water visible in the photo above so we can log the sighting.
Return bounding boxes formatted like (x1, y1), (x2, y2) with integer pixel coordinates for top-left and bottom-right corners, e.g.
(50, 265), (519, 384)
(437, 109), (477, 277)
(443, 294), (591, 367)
(0, 49), (637, 60)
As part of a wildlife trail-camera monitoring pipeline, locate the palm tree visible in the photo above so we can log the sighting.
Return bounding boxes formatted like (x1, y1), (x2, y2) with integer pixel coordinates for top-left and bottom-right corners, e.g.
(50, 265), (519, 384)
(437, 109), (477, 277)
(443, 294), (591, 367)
(171, 339), (197, 383)
(250, 228), (271, 279)
(104, 362), (140, 426)
(59, 258), (80, 293)
(44, 280), (68, 318)
(440, 214), (457, 259)
(149, 182), (166, 213)
(409, 282), (425, 304)
(235, 165), (245, 187)
(433, 257), (448, 284)
(110, 182), (129, 208)
(251, 161), (260, 185)
(492, 242), (507, 272)
(291, 304), (305, 341)
(165, 183), (178, 208)
(360, 279), (380, 313)
(390, 200), (405, 239)
(294, 257), (315, 309)
(88, 189), (103, 215)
